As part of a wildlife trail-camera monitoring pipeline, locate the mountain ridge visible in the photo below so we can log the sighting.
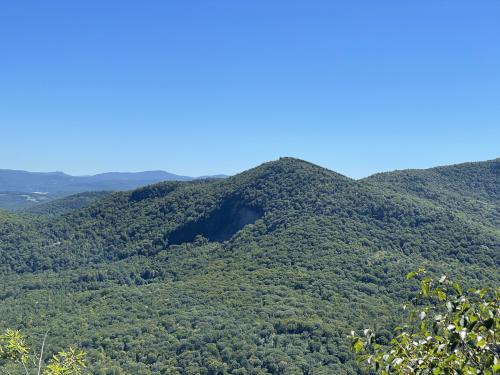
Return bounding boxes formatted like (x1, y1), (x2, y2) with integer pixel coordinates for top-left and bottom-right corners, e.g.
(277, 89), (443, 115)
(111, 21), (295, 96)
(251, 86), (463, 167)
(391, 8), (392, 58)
(0, 168), (227, 210)
(1, 156), (497, 272)
(0, 157), (498, 374)
(363, 157), (499, 228)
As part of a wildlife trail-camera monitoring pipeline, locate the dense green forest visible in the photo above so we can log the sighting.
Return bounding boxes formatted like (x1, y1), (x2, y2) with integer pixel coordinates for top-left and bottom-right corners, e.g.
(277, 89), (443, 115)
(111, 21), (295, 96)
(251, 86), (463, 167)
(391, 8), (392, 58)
(24, 191), (113, 216)
(0, 157), (498, 374)
(0, 169), (205, 210)
(364, 158), (500, 228)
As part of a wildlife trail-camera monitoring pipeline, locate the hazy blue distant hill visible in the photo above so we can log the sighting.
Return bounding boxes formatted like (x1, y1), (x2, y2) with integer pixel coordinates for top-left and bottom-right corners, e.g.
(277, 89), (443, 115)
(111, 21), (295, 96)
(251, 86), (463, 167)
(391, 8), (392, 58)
(0, 169), (225, 210)
(0, 169), (192, 192)
(80, 170), (193, 183)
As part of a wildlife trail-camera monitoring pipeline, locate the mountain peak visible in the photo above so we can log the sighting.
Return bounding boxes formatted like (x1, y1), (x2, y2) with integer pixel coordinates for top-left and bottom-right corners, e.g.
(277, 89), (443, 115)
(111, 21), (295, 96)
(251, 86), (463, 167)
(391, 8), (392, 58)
(242, 156), (351, 182)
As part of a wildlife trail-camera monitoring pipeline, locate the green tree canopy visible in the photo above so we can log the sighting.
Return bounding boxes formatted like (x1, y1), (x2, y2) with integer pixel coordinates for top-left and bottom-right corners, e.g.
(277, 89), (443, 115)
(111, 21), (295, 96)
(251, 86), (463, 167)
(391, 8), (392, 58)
(352, 270), (499, 374)
(0, 329), (86, 375)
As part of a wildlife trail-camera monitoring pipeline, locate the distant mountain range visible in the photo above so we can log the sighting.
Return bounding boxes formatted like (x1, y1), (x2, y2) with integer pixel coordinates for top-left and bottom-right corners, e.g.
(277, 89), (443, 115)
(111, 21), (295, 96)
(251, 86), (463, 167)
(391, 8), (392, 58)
(0, 169), (227, 210)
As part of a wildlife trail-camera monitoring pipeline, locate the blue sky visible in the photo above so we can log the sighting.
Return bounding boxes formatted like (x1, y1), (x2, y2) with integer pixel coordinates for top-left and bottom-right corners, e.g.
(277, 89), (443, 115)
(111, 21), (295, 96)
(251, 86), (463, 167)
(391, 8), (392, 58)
(1, 1), (499, 178)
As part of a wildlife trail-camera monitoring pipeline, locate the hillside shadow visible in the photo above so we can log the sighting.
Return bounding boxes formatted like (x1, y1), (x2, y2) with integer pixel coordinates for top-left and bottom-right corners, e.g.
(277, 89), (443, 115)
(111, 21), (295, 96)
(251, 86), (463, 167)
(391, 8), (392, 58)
(168, 197), (263, 244)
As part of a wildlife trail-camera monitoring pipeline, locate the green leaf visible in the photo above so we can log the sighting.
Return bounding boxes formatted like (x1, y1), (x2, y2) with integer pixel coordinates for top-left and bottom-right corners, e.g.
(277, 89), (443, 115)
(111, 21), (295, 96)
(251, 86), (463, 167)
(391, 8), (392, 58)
(353, 339), (364, 353)
(406, 271), (418, 280)
(477, 338), (486, 348)
(421, 279), (430, 297)
(453, 282), (463, 296)
(434, 288), (447, 301)
(478, 288), (488, 298)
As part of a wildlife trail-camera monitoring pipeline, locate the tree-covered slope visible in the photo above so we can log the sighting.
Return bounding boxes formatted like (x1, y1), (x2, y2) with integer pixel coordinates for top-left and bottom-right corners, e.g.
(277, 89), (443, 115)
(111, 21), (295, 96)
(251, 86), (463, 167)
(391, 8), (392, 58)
(363, 158), (500, 228)
(24, 191), (113, 216)
(2, 158), (497, 274)
(0, 158), (498, 374)
(0, 168), (201, 210)
(0, 209), (22, 225)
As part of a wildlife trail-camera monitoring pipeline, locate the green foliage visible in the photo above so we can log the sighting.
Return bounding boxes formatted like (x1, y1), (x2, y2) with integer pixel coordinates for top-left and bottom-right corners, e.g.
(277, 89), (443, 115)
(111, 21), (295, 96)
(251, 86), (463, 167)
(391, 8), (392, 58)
(0, 157), (498, 373)
(44, 348), (86, 375)
(25, 192), (112, 217)
(0, 169), (193, 210)
(351, 271), (499, 374)
(364, 158), (500, 228)
(1, 158), (498, 274)
(0, 329), (29, 364)
(0, 329), (86, 374)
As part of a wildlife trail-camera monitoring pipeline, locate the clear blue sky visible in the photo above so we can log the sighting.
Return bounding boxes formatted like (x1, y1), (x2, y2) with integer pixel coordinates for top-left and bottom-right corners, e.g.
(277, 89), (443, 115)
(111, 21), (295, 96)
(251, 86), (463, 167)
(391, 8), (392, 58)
(1, 1), (499, 178)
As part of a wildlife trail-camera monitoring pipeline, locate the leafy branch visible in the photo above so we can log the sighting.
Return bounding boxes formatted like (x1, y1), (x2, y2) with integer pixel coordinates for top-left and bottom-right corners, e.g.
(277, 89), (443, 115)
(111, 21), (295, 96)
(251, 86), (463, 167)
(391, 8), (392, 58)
(0, 330), (86, 375)
(351, 269), (499, 374)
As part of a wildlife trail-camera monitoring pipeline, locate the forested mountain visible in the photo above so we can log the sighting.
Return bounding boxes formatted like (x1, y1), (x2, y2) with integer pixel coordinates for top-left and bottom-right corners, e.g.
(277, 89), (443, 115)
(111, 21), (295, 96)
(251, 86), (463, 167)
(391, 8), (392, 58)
(0, 157), (498, 374)
(363, 158), (500, 228)
(0, 169), (224, 210)
(24, 191), (113, 216)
